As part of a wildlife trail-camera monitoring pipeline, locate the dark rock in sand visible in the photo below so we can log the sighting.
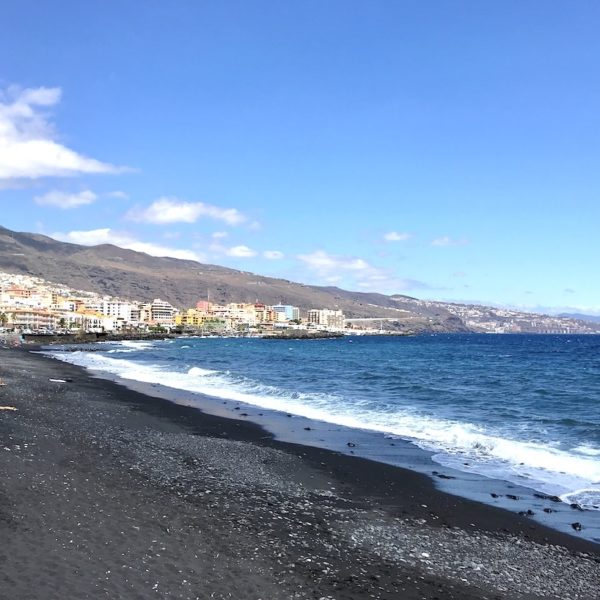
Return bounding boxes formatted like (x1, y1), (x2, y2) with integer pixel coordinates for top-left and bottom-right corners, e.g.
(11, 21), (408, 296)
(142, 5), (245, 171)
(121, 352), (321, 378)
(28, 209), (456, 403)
(534, 492), (563, 503)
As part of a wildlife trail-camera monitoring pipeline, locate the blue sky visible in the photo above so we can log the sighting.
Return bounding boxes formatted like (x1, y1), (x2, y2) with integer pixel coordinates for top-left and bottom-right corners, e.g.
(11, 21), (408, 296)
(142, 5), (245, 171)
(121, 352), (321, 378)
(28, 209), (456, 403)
(1, 1), (599, 313)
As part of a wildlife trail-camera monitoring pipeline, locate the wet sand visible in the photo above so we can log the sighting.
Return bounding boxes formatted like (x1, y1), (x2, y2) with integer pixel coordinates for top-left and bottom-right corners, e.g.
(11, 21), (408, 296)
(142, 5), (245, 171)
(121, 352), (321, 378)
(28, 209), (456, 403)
(1, 348), (599, 599)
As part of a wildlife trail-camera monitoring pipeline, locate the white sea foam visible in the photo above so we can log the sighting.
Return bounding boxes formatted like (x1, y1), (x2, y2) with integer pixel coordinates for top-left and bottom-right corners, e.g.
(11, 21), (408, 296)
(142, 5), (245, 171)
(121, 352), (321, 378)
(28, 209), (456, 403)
(48, 349), (600, 505)
(116, 340), (157, 350)
(573, 444), (600, 457)
(187, 366), (217, 377)
(561, 488), (600, 510)
(101, 339), (160, 354)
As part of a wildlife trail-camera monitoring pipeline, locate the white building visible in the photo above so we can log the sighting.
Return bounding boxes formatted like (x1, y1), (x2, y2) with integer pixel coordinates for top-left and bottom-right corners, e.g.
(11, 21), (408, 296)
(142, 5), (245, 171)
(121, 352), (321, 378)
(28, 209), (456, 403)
(273, 304), (300, 321)
(140, 298), (177, 325)
(306, 309), (345, 330)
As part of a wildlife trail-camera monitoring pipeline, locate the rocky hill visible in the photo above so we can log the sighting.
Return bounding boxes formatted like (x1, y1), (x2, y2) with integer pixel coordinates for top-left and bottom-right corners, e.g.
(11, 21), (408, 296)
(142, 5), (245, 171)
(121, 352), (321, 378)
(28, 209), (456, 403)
(0, 225), (467, 333)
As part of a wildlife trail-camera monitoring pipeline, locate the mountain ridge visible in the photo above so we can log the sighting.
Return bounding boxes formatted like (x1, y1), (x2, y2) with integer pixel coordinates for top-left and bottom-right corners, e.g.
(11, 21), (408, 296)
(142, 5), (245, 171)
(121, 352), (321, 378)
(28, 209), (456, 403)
(2, 226), (598, 334)
(0, 225), (466, 333)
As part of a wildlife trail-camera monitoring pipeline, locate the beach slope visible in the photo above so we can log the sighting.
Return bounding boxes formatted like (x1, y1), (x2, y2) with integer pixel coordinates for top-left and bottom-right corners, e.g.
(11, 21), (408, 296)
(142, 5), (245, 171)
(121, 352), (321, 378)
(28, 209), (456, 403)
(0, 348), (599, 600)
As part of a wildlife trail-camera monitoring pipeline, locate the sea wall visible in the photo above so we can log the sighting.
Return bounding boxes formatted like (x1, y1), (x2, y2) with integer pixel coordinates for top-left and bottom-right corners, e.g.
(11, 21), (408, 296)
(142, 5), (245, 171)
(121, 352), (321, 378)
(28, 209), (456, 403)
(21, 332), (176, 345)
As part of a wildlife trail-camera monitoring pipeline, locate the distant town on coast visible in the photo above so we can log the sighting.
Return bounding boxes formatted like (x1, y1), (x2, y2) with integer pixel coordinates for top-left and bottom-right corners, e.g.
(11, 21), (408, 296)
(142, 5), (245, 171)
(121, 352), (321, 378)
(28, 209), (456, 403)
(1, 269), (599, 339)
(0, 270), (347, 337)
(1, 226), (598, 338)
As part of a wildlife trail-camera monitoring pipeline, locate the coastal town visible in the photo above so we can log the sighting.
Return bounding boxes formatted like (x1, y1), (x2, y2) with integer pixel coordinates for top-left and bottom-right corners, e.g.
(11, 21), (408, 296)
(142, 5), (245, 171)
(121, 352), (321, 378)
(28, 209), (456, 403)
(1, 270), (599, 337)
(405, 297), (600, 335)
(0, 271), (347, 336)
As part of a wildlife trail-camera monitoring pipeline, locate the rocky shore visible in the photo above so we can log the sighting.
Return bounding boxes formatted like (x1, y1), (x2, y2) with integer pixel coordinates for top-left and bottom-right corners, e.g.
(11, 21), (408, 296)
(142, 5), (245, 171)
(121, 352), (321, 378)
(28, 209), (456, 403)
(1, 348), (599, 599)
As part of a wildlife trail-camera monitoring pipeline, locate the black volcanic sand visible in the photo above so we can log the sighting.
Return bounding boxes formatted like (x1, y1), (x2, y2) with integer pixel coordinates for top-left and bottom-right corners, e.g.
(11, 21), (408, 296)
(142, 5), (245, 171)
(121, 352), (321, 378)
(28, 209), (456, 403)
(1, 349), (599, 600)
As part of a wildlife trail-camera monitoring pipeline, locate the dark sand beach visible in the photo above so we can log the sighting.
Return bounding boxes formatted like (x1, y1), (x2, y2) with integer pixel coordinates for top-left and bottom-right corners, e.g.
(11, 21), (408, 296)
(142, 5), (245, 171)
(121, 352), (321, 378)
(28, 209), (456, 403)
(1, 348), (599, 599)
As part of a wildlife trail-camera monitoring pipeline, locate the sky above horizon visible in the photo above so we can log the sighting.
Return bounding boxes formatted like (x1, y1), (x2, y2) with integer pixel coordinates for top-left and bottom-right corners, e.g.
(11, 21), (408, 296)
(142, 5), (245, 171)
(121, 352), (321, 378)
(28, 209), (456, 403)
(1, 1), (599, 314)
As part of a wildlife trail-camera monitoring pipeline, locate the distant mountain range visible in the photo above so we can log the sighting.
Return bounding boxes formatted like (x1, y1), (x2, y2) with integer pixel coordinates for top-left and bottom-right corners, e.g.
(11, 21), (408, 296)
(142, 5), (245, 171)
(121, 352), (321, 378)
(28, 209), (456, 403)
(1, 225), (598, 335)
(559, 313), (600, 324)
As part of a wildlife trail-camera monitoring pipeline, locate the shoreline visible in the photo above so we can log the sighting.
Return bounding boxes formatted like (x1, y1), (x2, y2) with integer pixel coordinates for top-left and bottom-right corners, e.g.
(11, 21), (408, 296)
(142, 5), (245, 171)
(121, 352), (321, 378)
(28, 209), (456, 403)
(77, 365), (600, 545)
(2, 347), (600, 599)
(40, 340), (600, 544)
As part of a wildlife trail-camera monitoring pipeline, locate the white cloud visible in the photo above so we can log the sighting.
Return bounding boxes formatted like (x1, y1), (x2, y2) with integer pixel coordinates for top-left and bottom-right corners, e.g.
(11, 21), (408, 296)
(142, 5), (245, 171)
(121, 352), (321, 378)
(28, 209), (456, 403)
(211, 231), (228, 239)
(34, 189), (97, 209)
(18, 87), (62, 106)
(127, 197), (246, 226)
(50, 228), (204, 261)
(383, 231), (412, 242)
(298, 250), (372, 273)
(0, 85), (123, 181)
(107, 190), (129, 200)
(226, 245), (257, 258)
(297, 249), (430, 293)
(431, 236), (469, 247)
(209, 241), (280, 260)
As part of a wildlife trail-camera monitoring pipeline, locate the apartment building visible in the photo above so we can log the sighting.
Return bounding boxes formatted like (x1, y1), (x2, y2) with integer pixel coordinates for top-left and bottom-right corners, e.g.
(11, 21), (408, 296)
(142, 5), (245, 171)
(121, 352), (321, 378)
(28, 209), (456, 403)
(306, 308), (345, 330)
(273, 304), (300, 321)
(2, 308), (58, 331)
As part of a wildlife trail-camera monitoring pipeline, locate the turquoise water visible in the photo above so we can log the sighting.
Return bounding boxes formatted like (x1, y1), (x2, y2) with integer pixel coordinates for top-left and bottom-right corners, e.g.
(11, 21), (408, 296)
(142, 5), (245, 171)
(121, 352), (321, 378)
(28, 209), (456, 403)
(50, 334), (600, 508)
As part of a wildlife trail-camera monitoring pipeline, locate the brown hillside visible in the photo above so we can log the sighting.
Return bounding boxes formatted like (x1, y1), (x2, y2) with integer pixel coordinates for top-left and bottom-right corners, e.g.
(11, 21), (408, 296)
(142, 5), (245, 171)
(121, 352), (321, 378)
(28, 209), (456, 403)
(0, 226), (468, 333)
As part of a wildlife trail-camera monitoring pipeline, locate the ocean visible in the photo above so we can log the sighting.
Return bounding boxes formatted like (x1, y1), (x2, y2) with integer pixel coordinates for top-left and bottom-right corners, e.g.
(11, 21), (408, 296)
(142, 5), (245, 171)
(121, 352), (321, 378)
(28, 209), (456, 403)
(46, 334), (600, 513)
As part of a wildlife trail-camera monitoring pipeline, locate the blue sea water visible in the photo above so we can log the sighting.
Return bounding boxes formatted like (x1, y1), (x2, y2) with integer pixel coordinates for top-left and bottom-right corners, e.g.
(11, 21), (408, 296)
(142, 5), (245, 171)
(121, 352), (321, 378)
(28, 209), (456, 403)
(48, 334), (600, 509)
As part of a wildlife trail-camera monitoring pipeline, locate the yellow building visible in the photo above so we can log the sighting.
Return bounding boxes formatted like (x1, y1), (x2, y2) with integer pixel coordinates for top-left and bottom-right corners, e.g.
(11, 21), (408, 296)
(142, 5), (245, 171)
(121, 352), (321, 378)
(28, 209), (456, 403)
(176, 308), (210, 327)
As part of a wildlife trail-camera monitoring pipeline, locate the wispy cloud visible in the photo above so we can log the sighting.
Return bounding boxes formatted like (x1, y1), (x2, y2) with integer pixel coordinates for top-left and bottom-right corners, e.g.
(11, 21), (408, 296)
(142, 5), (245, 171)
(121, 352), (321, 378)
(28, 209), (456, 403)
(0, 85), (123, 182)
(50, 228), (204, 261)
(107, 190), (129, 200)
(208, 239), (281, 260)
(126, 197), (247, 226)
(297, 250), (372, 274)
(34, 189), (97, 209)
(297, 249), (431, 293)
(383, 231), (412, 242)
(226, 245), (257, 258)
(431, 236), (469, 247)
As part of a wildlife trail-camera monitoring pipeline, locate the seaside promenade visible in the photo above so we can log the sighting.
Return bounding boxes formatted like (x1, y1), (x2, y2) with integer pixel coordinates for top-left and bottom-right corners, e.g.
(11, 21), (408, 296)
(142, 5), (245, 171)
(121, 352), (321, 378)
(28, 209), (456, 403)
(1, 347), (599, 599)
